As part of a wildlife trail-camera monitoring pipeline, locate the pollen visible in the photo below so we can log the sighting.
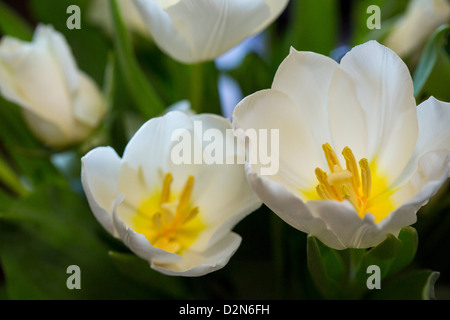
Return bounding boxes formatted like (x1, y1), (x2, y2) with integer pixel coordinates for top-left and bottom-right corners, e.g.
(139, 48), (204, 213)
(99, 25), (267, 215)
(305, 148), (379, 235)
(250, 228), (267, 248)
(134, 173), (205, 254)
(315, 143), (374, 218)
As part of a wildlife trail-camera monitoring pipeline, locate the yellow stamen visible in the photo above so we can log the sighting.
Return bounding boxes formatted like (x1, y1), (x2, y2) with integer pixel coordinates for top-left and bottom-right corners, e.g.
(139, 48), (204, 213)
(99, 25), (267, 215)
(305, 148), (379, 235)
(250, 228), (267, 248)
(359, 158), (371, 199)
(314, 144), (374, 216)
(342, 147), (360, 191)
(160, 172), (173, 205)
(322, 143), (342, 172)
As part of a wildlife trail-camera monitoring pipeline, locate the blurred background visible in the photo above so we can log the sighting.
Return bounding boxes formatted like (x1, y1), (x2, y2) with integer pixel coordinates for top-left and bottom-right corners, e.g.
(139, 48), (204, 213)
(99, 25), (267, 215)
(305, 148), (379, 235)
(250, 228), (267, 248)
(0, 0), (449, 299)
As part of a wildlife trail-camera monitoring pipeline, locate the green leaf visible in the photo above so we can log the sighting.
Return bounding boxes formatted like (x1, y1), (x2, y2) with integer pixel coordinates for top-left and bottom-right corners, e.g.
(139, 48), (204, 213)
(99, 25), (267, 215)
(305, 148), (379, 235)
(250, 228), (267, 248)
(108, 251), (189, 299)
(0, 182), (165, 299)
(0, 156), (28, 197)
(0, 2), (33, 40)
(368, 270), (440, 300)
(413, 24), (450, 101)
(110, 0), (165, 118)
(307, 235), (346, 299)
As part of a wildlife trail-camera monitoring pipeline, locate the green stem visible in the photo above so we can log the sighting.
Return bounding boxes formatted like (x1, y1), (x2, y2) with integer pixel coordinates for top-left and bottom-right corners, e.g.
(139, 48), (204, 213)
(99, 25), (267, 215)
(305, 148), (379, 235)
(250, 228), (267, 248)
(0, 156), (27, 197)
(110, 0), (166, 119)
(190, 63), (204, 113)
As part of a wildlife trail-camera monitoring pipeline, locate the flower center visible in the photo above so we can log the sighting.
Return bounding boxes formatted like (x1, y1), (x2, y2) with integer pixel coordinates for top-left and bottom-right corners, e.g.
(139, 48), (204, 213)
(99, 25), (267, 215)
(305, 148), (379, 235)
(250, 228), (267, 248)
(314, 143), (395, 222)
(134, 173), (205, 254)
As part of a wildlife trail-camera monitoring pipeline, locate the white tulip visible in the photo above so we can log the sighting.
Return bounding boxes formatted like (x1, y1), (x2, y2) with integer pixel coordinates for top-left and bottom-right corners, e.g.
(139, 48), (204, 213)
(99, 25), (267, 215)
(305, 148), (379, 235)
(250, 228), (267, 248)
(81, 111), (261, 276)
(233, 41), (450, 250)
(385, 0), (450, 58)
(132, 0), (289, 63)
(0, 25), (106, 148)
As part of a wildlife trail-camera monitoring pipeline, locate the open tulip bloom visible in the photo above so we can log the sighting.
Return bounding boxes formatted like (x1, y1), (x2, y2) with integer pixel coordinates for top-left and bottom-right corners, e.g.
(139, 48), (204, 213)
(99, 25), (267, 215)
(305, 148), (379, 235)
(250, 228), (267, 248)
(81, 111), (261, 276)
(132, 0), (289, 63)
(233, 41), (450, 250)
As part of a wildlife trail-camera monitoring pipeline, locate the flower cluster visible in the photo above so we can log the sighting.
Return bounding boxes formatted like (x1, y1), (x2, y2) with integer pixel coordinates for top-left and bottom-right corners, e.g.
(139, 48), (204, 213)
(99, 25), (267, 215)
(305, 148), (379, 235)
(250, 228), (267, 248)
(0, 0), (449, 292)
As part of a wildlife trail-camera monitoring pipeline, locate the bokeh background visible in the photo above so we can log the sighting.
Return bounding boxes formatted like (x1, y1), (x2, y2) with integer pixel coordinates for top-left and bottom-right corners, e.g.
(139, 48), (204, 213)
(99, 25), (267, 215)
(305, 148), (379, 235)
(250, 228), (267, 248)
(0, 0), (449, 299)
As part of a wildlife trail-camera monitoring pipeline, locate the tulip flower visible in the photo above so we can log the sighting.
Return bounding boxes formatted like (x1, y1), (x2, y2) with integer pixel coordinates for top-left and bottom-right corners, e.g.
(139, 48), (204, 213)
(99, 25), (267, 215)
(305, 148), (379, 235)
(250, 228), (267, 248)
(81, 111), (261, 276)
(233, 41), (450, 250)
(385, 0), (450, 58)
(132, 0), (289, 63)
(0, 25), (106, 148)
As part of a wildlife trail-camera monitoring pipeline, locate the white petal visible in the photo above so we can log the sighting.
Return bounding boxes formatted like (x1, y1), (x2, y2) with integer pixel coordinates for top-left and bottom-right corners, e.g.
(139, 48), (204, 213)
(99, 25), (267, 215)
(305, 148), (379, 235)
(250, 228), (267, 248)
(272, 48), (339, 147)
(306, 200), (386, 249)
(328, 67), (369, 161)
(81, 147), (122, 236)
(395, 97), (450, 187)
(134, 0), (287, 63)
(38, 25), (79, 94)
(72, 71), (105, 127)
(245, 163), (345, 249)
(233, 89), (326, 192)
(151, 232), (241, 277)
(121, 111), (194, 188)
(391, 150), (449, 209)
(0, 37), (29, 108)
(133, 0), (193, 62)
(337, 41), (418, 184)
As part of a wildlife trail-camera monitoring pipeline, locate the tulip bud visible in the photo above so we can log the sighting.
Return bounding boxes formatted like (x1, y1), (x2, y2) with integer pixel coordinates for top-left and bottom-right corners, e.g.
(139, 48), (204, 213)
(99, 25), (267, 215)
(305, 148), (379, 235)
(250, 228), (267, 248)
(0, 25), (106, 148)
(385, 0), (450, 58)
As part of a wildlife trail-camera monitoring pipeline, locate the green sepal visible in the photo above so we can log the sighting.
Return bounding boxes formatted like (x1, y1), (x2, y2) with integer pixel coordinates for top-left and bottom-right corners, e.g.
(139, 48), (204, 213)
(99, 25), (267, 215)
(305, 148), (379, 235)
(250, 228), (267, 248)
(307, 235), (346, 299)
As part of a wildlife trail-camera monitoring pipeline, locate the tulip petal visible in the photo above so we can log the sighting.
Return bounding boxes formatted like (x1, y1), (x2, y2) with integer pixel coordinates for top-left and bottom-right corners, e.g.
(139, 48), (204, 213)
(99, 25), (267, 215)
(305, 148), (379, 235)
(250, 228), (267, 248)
(328, 67), (369, 162)
(151, 232), (241, 276)
(337, 41), (418, 184)
(381, 150), (449, 238)
(233, 89), (326, 192)
(395, 97), (450, 187)
(134, 0), (287, 63)
(38, 25), (79, 94)
(81, 147), (122, 236)
(72, 71), (105, 127)
(245, 162), (345, 249)
(272, 48), (338, 147)
(121, 111), (194, 188)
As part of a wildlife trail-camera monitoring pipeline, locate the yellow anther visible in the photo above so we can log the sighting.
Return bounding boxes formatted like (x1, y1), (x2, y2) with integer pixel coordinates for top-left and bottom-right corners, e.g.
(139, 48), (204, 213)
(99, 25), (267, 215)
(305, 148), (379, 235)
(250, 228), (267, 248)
(160, 172), (173, 205)
(176, 175), (195, 218)
(322, 143), (342, 173)
(359, 158), (372, 199)
(316, 184), (329, 200)
(342, 147), (360, 190)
